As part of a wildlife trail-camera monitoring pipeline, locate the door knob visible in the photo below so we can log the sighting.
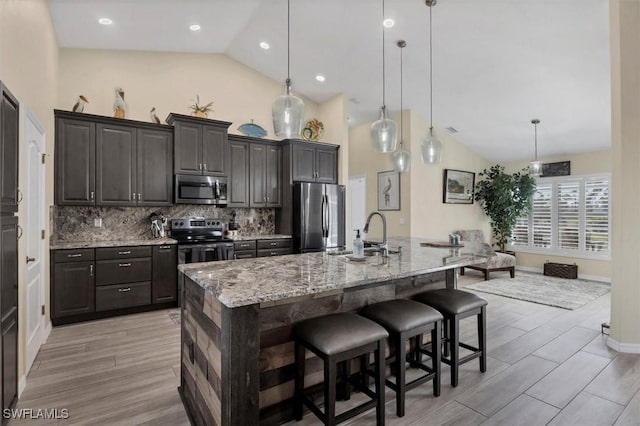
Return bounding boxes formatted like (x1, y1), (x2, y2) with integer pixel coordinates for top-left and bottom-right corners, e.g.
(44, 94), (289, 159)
(26, 256), (36, 264)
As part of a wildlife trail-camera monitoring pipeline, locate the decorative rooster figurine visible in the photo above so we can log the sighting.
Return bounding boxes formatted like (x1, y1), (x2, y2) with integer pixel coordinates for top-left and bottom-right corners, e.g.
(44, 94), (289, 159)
(113, 87), (127, 119)
(72, 95), (89, 113)
(150, 107), (161, 124)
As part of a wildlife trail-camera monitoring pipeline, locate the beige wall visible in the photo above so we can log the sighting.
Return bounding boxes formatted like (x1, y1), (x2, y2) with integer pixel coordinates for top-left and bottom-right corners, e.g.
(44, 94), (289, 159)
(0, 0), (59, 385)
(609, 0), (640, 348)
(349, 110), (492, 241)
(503, 149), (612, 280)
(57, 49), (320, 139)
(409, 111), (492, 240)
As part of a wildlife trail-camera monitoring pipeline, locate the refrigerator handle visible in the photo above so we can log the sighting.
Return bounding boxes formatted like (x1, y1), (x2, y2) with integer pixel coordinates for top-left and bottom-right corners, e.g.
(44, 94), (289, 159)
(321, 194), (326, 237)
(325, 194), (330, 238)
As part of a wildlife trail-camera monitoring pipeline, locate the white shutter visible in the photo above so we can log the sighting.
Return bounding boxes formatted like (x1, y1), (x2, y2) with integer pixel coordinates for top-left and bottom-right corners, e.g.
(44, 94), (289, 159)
(557, 181), (580, 250)
(511, 216), (529, 246)
(532, 183), (552, 248)
(585, 179), (609, 252)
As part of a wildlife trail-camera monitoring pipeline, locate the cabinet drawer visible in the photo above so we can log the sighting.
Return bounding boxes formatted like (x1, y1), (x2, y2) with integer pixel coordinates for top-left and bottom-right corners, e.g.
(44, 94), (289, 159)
(96, 246), (152, 260)
(257, 239), (291, 250)
(96, 258), (151, 286)
(96, 282), (151, 312)
(54, 249), (95, 263)
(257, 248), (291, 257)
(234, 240), (256, 251)
(234, 251), (256, 259)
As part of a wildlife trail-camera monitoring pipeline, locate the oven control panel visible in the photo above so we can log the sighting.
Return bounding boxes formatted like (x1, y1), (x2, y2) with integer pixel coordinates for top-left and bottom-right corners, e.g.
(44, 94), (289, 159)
(171, 218), (226, 230)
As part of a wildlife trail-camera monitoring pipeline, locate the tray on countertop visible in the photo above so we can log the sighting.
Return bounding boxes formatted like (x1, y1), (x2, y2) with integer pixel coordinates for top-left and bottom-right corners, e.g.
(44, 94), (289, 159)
(420, 241), (465, 248)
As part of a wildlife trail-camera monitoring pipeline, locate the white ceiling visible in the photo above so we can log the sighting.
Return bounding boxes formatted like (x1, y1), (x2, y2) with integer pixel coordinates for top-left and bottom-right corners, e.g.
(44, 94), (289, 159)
(48, 0), (611, 162)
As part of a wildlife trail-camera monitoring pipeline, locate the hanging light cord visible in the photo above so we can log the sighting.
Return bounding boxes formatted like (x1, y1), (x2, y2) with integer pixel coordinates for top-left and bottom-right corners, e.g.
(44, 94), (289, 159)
(382, 0), (386, 109)
(534, 122), (538, 161)
(400, 43), (404, 144)
(286, 0), (291, 83)
(429, 2), (433, 130)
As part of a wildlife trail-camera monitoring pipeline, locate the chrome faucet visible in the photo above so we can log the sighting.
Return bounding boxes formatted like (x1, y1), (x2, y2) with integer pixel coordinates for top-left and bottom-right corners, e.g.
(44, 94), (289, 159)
(363, 211), (388, 256)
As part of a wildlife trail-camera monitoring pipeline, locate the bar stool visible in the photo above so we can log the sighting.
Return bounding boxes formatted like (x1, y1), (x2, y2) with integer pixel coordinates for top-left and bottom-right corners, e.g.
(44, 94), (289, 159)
(294, 313), (388, 426)
(360, 299), (442, 417)
(413, 289), (487, 387)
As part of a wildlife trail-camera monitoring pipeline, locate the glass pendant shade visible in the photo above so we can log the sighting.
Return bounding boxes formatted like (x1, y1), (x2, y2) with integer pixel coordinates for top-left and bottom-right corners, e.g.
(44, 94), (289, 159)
(393, 143), (411, 173)
(272, 79), (304, 139)
(371, 107), (398, 153)
(421, 127), (442, 164)
(529, 160), (542, 176)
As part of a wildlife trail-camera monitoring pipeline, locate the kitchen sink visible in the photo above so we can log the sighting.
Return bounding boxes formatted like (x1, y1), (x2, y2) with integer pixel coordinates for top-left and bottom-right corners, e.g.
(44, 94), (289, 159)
(326, 247), (400, 256)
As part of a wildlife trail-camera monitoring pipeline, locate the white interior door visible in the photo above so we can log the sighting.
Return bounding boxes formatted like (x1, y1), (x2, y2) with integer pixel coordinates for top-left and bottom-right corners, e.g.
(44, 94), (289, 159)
(24, 110), (46, 374)
(348, 176), (366, 240)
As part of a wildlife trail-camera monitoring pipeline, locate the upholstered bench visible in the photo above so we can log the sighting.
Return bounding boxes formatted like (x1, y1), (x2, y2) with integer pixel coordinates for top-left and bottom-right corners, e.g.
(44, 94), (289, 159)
(454, 230), (515, 280)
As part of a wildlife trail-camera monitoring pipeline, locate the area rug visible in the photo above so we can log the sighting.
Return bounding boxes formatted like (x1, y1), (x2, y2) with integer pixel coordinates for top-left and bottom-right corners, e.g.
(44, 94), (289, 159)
(466, 272), (610, 310)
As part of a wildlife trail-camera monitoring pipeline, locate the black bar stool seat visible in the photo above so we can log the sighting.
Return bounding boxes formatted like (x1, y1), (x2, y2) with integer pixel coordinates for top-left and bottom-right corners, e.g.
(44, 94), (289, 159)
(414, 289), (487, 387)
(294, 313), (388, 426)
(360, 299), (442, 417)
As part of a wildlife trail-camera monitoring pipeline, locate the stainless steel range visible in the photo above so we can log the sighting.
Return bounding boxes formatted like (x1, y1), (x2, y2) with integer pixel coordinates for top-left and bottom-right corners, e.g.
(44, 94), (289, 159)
(171, 218), (234, 264)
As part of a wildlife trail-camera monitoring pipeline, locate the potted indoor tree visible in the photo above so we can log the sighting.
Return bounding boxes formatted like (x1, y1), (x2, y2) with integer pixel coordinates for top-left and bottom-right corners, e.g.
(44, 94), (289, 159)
(474, 165), (537, 252)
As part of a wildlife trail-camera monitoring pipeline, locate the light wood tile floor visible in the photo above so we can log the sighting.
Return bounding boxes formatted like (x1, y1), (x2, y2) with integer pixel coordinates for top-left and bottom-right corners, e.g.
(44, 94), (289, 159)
(11, 272), (640, 425)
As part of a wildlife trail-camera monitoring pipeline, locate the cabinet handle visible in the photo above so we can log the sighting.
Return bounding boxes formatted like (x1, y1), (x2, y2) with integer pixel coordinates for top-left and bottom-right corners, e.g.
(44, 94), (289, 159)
(203, 163), (207, 170)
(118, 287), (132, 292)
(67, 253), (83, 258)
(270, 252), (277, 256)
(118, 251), (131, 255)
(17, 189), (23, 203)
(138, 193), (141, 201)
(90, 191), (95, 201)
(17, 225), (22, 239)
(234, 254), (237, 259)
(199, 163), (202, 171)
(267, 197), (270, 203)
(159, 245), (172, 249)
(89, 264), (94, 276)
(26, 256), (36, 264)
(270, 242), (277, 246)
(118, 263), (132, 267)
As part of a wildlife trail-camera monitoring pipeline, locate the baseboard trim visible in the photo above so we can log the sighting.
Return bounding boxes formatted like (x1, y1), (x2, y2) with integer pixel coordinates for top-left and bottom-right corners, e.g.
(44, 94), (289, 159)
(607, 337), (640, 353)
(515, 266), (611, 283)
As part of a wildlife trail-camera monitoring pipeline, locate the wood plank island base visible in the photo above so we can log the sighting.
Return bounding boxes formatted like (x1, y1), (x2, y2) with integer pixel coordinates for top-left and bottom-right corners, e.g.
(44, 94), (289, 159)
(177, 237), (495, 426)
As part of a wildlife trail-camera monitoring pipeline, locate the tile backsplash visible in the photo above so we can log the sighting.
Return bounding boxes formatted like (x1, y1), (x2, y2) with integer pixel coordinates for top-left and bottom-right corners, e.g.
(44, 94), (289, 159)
(51, 205), (276, 242)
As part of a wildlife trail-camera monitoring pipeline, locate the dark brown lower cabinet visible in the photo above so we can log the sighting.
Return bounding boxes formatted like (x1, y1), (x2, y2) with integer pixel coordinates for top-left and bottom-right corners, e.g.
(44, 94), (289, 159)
(152, 245), (177, 303)
(51, 244), (178, 325)
(0, 215), (18, 416)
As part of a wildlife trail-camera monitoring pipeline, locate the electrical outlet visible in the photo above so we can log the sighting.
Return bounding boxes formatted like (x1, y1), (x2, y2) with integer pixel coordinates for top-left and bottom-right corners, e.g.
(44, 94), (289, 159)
(94, 218), (102, 227)
(399, 218), (405, 225)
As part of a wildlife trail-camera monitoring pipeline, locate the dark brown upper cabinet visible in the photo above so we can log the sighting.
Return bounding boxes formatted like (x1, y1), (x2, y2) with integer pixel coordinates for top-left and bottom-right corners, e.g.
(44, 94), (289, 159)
(55, 110), (173, 206)
(284, 140), (339, 184)
(1, 82), (19, 213)
(227, 136), (250, 207)
(166, 114), (231, 177)
(249, 142), (282, 208)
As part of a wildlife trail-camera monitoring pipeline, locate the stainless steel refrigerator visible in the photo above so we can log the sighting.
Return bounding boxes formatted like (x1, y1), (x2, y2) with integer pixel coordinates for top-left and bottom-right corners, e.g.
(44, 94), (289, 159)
(292, 182), (345, 252)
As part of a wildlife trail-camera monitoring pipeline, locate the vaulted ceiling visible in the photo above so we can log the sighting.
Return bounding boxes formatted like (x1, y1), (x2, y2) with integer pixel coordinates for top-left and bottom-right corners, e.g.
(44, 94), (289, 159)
(48, 0), (611, 162)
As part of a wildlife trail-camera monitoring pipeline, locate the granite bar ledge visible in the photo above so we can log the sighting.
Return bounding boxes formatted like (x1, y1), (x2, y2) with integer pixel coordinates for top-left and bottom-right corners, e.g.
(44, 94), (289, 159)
(178, 237), (494, 426)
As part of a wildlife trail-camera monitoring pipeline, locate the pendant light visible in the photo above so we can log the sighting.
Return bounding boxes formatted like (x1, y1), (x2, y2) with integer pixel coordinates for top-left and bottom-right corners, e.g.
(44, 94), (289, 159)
(393, 40), (410, 173)
(272, 0), (304, 139)
(529, 119), (542, 176)
(371, 0), (398, 153)
(421, 0), (442, 164)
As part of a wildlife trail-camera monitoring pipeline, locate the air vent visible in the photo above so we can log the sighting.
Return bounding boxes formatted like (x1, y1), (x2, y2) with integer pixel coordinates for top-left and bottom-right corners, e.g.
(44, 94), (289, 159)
(446, 126), (458, 134)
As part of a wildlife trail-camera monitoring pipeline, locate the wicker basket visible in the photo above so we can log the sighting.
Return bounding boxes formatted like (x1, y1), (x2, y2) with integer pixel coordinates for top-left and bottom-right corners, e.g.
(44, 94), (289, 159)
(543, 261), (578, 279)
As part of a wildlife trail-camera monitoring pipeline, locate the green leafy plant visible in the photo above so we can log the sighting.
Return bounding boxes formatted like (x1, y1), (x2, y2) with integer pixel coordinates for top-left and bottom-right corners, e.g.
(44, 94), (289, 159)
(188, 95), (214, 116)
(474, 165), (537, 252)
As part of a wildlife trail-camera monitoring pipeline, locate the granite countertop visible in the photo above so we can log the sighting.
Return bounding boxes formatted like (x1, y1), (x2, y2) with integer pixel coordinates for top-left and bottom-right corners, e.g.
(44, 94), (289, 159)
(178, 237), (495, 308)
(50, 238), (178, 250)
(228, 234), (292, 241)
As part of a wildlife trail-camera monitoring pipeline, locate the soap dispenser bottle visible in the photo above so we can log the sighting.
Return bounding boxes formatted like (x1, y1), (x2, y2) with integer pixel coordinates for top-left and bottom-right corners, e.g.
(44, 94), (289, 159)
(353, 229), (364, 258)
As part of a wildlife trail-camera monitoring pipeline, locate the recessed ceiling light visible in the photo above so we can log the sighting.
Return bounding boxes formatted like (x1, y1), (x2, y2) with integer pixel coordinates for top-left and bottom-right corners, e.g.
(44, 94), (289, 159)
(259, 41), (270, 50)
(189, 24), (201, 31)
(98, 18), (113, 25)
(383, 18), (395, 28)
(315, 75), (325, 82)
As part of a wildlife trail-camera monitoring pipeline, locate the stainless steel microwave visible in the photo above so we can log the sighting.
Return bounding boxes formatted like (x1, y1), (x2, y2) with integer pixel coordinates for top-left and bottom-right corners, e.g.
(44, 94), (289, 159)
(174, 174), (228, 205)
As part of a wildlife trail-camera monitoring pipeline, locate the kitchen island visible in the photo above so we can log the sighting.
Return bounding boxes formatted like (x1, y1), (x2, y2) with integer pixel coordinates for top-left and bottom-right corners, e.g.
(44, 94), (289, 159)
(177, 237), (494, 426)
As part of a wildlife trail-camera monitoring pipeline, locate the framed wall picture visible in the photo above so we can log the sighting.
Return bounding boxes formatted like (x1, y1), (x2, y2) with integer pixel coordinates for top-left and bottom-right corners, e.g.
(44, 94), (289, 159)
(377, 170), (400, 211)
(443, 169), (475, 204)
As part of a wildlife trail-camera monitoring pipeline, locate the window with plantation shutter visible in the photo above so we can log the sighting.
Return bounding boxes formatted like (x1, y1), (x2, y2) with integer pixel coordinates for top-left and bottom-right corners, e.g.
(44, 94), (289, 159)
(509, 174), (610, 259)
(557, 182), (580, 250)
(532, 184), (552, 248)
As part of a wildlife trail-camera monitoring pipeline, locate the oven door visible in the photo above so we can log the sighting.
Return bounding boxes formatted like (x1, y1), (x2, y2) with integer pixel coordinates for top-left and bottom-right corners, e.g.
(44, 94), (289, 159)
(178, 243), (234, 264)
